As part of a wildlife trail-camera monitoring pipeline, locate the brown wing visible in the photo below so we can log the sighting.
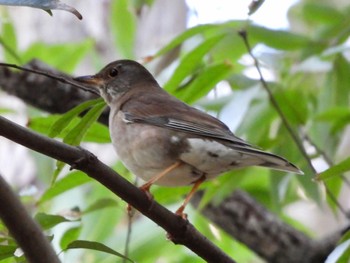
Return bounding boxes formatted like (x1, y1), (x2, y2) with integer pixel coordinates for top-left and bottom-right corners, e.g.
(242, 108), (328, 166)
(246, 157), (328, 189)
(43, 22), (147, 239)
(118, 89), (302, 174)
(120, 90), (251, 147)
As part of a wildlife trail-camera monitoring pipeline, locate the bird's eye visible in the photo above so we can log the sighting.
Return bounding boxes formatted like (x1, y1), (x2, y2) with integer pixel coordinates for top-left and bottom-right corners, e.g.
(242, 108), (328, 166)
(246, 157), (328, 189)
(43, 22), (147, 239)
(108, 68), (119, 77)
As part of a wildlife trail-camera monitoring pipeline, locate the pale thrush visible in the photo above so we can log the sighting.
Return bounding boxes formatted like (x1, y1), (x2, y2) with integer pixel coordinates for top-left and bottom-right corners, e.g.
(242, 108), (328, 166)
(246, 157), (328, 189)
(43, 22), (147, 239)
(74, 60), (302, 216)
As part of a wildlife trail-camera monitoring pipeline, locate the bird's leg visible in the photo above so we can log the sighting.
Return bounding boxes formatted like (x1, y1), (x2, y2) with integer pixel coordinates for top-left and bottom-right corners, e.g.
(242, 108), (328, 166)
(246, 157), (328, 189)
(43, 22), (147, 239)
(175, 175), (206, 219)
(140, 161), (182, 196)
(127, 161), (182, 215)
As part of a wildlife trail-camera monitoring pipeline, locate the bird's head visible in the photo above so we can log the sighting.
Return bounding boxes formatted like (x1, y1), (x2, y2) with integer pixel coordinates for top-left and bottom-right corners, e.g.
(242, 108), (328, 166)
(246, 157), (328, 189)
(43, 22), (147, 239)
(74, 60), (158, 104)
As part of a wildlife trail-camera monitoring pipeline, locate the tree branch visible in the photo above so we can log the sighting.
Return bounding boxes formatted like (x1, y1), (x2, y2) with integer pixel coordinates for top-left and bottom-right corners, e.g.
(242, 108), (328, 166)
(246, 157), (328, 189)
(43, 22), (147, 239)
(0, 60), (109, 124)
(0, 115), (235, 263)
(192, 190), (341, 263)
(0, 172), (60, 263)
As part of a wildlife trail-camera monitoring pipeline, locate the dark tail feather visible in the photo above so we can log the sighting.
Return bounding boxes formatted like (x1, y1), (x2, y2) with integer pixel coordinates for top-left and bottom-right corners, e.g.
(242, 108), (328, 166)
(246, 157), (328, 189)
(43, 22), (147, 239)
(259, 157), (303, 174)
(232, 145), (304, 174)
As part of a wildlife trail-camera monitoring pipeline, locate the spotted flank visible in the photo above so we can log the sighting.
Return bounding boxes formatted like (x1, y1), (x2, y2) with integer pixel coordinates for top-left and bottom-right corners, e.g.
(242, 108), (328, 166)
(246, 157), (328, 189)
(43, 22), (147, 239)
(180, 138), (303, 177)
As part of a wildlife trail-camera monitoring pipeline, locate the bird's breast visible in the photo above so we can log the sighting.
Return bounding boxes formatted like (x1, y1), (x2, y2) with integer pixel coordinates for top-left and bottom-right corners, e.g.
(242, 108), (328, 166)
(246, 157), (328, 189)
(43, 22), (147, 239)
(109, 111), (204, 186)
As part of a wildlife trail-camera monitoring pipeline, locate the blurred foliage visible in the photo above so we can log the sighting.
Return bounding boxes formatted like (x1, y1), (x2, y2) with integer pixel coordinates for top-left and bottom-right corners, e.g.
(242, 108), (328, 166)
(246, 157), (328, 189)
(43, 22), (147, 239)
(1, 0), (350, 262)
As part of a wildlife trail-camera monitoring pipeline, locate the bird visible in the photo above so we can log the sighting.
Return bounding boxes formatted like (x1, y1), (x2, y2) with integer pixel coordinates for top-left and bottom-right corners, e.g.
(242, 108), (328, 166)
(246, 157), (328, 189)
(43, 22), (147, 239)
(74, 59), (303, 217)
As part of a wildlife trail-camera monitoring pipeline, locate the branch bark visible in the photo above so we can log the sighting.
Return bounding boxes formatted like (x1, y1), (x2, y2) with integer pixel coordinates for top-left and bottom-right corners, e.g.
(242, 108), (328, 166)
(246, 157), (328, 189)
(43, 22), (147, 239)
(0, 173), (60, 263)
(0, 60), (109, 125)
(0, 60), (96, 113)
(0, 115), (235, 263)
(192, 190), (341, 263)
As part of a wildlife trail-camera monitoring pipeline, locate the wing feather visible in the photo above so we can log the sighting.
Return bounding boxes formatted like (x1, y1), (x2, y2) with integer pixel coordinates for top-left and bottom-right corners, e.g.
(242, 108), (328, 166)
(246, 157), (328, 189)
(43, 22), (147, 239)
(116, 90), (302, 174)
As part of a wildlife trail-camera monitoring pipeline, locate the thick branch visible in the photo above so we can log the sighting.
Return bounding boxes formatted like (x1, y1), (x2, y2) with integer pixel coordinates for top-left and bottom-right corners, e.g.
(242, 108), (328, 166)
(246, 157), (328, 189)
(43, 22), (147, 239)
(192, 191), (339, 263)
(0, 116), (235, 263)
(0, 173), (60, 263)
(0, 60), (109, 125)
(0, 60), (93, 113)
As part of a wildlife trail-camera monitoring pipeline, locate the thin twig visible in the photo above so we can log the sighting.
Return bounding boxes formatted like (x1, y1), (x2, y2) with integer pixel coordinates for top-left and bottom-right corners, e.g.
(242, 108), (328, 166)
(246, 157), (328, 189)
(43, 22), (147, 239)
(123, 214), (133, 263)
(238, 30), (314, 172)
(238, 30), (349, 218)
(123, 177), (139, 263)
(325, 187), (350, 218)
(0, 62), (99, 95)
(304, 133), (350, 187)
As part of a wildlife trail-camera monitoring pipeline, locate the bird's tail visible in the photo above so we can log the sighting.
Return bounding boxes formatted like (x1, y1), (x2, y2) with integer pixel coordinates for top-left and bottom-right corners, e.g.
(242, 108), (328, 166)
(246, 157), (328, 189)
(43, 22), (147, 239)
(233, 146), (303, 174)
(257, 153), (303, 174)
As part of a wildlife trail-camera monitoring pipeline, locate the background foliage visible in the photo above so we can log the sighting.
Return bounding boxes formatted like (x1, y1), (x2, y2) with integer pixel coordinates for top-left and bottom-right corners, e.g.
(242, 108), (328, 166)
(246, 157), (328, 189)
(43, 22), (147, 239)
(1, 0), (350, 262)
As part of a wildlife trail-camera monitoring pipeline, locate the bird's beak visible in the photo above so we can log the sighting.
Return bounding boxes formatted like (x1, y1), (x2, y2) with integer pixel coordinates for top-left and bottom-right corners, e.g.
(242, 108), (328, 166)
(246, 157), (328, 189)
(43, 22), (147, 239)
(73, 75), (105, 95)
(73, 75), (104, 88)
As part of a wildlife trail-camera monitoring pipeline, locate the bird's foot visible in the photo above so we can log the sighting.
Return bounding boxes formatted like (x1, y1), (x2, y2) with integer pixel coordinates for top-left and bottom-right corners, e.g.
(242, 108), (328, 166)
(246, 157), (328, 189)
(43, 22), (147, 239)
(175, 205), (188, 220)
(139, 184), (154, 200)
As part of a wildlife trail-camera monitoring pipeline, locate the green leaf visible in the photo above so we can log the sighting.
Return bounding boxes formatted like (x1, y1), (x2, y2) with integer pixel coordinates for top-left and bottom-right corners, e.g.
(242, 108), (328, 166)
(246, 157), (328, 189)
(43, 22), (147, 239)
(82, 185), (124, 242)
(153, 24), (218, 58)
(274, 88), (309, 125)
(83, 198), (119, 214)
(315, 107), (350, 121)
(0, 245), (16, 260)
(340, 231), (350, 243)
(152, 185), (190, 205)
(196, 91), (236, 113)
(175, 62), (234, 104)
(210, 34), (247, 64)
(327, 239), (350, 263)
(236, 98), (275, 145)
(248, 25), (312, 50)
(60, 226), (82, 250)
(63, 101), (106, 145)
(325, 174), (343, 213)
(315, 107), (350, 134)
(335, 231), (350, 263)
(110, 0), (136, 58)
(21, 40), (94, 73)
(50, 101), (106, 184)
(333, 55), (350, 106)
(48, 98), (103, 138)
(199, 170), (247, 209)
(227, 74), (258, 90)
(164, 34), (226, 92)
(35, 213), (77, 230)
(337, 245), (350, 263)
(317, 157), (350, 181)
(1, 17), (21, 64)
(302, 3), (344, 25)
(29, 115), (110, 143)
(39, 171), (92, 204)
(51, 161), (66, 186)
(66, 240), (134, 262)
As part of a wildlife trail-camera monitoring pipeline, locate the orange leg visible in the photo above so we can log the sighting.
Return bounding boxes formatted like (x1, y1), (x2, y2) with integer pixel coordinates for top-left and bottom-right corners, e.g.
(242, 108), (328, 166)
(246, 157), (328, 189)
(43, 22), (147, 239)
(175, 175), (206, 219)
(127, 161), (182, 216)
(140, 161), (182, 194)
